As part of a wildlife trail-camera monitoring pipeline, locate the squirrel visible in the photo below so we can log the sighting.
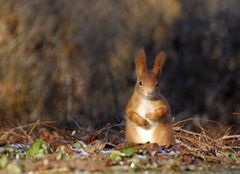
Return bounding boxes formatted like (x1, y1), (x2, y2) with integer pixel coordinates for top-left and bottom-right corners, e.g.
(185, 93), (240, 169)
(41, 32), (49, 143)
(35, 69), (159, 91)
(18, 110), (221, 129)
(125, 49), (175, 146)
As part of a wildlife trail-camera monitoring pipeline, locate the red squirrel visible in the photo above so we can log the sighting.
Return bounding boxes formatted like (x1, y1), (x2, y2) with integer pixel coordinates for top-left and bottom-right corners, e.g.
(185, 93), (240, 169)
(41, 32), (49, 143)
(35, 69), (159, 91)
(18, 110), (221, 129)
(125, 49), (174, 146)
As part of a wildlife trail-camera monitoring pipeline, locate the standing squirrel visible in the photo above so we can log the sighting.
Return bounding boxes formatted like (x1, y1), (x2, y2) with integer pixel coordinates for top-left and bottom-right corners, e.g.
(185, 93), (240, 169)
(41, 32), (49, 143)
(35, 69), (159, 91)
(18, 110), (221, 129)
(125, 49), (175, 146)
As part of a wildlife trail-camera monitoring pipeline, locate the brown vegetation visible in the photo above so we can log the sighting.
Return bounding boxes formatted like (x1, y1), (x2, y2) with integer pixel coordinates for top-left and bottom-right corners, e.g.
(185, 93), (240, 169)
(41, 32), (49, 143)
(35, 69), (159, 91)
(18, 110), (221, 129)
(0, 119), (239, 172)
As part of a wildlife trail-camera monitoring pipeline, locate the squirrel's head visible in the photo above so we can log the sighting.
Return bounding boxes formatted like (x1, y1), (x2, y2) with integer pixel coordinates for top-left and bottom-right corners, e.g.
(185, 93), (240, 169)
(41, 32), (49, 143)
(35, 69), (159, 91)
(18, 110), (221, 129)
(135, 48), (167, 100)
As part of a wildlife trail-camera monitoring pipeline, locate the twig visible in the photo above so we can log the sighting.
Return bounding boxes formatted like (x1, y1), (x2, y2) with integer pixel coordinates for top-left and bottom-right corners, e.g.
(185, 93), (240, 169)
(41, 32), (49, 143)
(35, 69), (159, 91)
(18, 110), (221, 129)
(28, 120), (40, 136)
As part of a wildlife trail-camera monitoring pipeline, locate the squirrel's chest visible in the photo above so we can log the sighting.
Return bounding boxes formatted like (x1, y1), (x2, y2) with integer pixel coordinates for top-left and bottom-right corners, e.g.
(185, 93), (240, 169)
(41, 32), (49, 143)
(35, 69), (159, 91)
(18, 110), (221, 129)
(136, 99), (155, 119)
(134, 99), (158, 143)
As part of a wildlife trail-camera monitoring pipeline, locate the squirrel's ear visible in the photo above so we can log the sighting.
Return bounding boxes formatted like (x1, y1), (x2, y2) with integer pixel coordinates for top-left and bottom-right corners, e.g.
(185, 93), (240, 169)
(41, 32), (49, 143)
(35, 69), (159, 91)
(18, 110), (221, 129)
(152, 51), (167, 77)
(135, 48), (147, 77)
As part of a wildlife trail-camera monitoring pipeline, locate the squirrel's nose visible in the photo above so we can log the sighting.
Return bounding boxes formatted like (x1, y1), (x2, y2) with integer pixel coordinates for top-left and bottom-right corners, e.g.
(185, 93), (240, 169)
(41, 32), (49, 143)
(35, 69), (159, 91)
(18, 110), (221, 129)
(147, 91), (155, 97)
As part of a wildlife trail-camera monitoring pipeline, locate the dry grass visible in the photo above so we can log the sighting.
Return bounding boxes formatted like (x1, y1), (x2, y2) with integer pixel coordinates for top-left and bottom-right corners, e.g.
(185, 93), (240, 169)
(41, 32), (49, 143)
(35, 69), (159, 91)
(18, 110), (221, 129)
(0, 118), (239, 165)
(173, 118), (240, 164)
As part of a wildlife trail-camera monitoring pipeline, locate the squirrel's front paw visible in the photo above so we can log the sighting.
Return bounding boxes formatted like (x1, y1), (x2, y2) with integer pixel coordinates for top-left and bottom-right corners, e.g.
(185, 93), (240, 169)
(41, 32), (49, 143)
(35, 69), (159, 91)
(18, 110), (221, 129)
(147, 107), (167, 121)
(138, 119), (149, 128)
(146, 112), (158, 121)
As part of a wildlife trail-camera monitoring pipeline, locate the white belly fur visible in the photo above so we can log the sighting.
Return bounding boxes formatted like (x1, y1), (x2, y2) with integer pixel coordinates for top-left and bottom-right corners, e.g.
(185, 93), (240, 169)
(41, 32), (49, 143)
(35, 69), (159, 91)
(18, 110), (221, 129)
(135, 125), (156, 143)
(135, 99), (158, 143)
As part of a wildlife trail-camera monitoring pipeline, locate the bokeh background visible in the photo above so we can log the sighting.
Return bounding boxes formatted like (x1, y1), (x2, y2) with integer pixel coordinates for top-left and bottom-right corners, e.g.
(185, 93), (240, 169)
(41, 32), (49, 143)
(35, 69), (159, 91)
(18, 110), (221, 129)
(0, 0), (239, 128)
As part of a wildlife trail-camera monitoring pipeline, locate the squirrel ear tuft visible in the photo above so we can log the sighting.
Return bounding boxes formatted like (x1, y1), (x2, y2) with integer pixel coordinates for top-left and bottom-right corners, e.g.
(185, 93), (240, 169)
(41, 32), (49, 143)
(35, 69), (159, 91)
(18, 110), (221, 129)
(152, 51), (167, 77)
(135, 48), (147, 77)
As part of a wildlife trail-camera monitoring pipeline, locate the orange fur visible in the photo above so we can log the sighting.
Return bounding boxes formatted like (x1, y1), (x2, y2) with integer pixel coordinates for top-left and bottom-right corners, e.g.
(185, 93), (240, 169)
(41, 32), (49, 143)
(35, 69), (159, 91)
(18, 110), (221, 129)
(125, 49), (175, 146)
(152, 123), (175, 146)
(152, 51), (167, 76)
(126, 111), (149, 128)
(146, 105), (168, 121)
(135, 48), (147, 77)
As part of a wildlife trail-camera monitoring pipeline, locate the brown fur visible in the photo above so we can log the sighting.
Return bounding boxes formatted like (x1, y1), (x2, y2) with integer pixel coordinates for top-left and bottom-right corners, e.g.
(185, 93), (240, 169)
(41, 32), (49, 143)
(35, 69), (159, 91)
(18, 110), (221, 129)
(125, 48), (175, 146)
(135, 48), (147, 77)
(126, 110), (149, 128)
(152, 51), (167, 76)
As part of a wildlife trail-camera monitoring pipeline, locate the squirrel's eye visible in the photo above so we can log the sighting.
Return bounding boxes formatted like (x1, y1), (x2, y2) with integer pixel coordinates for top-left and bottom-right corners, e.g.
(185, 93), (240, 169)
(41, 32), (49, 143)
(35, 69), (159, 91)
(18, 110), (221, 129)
(139, 81), (143, 86)
(156, 83), (159, 87)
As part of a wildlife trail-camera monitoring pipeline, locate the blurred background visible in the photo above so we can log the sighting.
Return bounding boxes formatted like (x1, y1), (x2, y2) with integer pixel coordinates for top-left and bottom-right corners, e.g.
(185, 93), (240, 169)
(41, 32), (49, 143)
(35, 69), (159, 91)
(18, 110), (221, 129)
(0, 0), (239, 128)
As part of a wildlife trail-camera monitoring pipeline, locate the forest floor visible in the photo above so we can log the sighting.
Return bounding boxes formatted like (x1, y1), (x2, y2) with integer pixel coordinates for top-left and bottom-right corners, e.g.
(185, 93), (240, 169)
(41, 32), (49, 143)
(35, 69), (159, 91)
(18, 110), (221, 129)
(0, 118), (240, 174)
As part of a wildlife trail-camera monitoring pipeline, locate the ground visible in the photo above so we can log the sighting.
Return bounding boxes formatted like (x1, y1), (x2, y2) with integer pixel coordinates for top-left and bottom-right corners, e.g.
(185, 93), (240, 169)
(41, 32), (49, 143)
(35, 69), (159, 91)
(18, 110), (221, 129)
(0, 118), (239, 173)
